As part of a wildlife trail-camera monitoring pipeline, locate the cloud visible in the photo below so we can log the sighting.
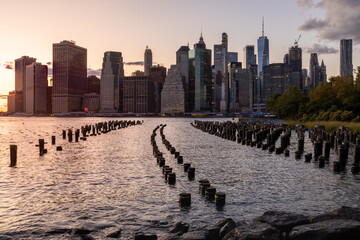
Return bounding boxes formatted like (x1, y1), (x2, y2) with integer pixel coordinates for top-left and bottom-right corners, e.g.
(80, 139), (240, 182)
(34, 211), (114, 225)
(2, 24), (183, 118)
(5, 64), (13, 70)
(125, 61), (144, 66)
(299, 0), (360, 43)
(306, 43), (339, 54)
(3, 61), (14, 70)
(299, 18), (327, 31)
(296, 0), (314, 9)
(46, 62), (51, 65)
(87, 68), (101, 76)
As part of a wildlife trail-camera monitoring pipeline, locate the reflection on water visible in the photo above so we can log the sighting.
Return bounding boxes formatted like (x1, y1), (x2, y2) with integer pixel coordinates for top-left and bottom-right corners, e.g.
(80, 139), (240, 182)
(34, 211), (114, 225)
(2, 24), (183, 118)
(0, 117), (359, 239)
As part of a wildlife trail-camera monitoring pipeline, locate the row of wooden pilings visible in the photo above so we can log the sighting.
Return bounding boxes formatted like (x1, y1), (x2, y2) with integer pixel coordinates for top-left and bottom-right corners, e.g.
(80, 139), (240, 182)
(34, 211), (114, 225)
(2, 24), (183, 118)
(150, 124), (226, 208)
(9, 120), (143, 167)
(191, 120), (360, 175)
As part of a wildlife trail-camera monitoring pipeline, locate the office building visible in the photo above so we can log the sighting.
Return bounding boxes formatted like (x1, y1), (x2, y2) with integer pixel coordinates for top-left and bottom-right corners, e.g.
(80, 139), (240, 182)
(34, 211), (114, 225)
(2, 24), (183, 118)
(340, 39), (353, 77)
(228, 62), (242, 111)
(25, 62), (48, 114)
(257, 18), (269, 97)
(123, 76), (154, 113)
(83, 93), (100, 112)
(263, 63), (292, 103)
(87, 75), (100, 94)
(176, 45), (190, 111)
(15, 56), (36, 112)
(243, 45), (256, 69)
(52, 40), (87, 113)
(149, 65), (166, 114)
(320, 60), (327, 85)
(309, 53), (320, 88)
(289, 45), (302, 90)
(7, 91), (23, 113)
(161, 65), (185, 113)
(188, 33), (212, 112)
(228, 52), (238, 63)
(144, 46), (152, 76)
(100, 51), (124, 113)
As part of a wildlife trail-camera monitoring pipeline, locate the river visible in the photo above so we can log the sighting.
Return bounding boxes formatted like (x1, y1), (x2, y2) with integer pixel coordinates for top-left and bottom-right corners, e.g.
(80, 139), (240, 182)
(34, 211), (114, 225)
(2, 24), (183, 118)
(0, 117), (359, 239)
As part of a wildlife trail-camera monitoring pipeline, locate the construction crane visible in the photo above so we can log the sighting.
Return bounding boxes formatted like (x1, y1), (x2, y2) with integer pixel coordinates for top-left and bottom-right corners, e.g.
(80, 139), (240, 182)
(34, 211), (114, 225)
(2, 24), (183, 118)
(294, 35), (301, 47)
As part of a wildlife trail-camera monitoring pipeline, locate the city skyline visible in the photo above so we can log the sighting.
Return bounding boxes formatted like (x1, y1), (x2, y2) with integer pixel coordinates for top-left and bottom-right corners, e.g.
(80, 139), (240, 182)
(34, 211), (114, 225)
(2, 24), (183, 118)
(1, 0), (360, 112)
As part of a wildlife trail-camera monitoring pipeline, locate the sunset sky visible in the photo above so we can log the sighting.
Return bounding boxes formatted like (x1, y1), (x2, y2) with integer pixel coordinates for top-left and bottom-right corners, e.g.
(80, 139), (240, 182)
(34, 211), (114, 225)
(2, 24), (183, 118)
(1, 0), (359, 111)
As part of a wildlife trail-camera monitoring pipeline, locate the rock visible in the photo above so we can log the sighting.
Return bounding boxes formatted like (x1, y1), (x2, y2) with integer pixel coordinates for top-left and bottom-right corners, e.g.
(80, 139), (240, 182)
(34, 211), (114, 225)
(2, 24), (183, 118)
(256, 210), (310, 232)
(159, 232), (183, 240)
(289, 219), (360, 240)
(177, 229), (209, 240)
(310, 206), (360, 223)
(132, 232), (158, 240)
(168, 222), (189, 234)
(106, 229), (122, 238)
(0, 235), (12, 240)
(222, 222), (280, 240)
(71, 228), (92, 236)
(219, 220), (237, 239)
(206, 218), (234, 240)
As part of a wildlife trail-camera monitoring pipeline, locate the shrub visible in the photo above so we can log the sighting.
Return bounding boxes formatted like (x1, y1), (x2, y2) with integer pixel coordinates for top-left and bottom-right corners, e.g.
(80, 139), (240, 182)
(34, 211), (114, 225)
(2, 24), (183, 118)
(329, 110), (343, 121)
(352, 116), (360, 122)
(341, 111), (353, 122)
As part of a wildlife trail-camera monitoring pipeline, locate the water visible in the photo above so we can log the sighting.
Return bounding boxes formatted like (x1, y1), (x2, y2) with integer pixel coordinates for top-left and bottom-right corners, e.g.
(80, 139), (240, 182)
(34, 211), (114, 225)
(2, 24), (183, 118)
(0, 117), (359, 239)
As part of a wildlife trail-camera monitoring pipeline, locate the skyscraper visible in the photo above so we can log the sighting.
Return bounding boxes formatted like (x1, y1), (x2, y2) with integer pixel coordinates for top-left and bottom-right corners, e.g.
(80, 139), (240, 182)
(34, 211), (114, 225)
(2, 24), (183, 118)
(289, 45), (302, 90)
(149, 65), (167, 114)
(257, 18), (269, 98)
(144, 46), (152, 76)
(340, 39), (353, 77)
(52, 40), (87, 113)
(123, 75), (154, 113)
(176, 45), (190, 111)
(263, 63), (292, 103)
(309, 53), (320, 88)
(189, 34), (212, 112)
(161, 65), (185, 113)
(15, 56), (36, 112)
(228, 52), (238, 63)
(320, 60), (327, 85)
(243, 45), (256, 69)
(100, 51), (124, 113)
(25, 62), (48, 114)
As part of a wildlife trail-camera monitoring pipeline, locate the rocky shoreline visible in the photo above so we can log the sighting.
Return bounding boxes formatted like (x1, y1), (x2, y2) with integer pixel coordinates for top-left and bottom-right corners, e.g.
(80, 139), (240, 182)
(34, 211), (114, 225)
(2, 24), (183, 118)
(132, 206), (360, 240)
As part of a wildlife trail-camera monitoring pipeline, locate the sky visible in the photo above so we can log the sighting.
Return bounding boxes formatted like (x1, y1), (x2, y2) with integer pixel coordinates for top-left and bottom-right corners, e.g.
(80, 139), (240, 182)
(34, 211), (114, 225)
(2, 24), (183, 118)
(1, 0), (360, 111)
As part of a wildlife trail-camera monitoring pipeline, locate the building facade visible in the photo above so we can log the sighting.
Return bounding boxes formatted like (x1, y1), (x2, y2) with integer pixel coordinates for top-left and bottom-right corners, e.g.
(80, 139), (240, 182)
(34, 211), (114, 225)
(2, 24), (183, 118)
(144, 46), (152, 76)
(15, 56), (36, 112)
(87, 75), (100, 94)
(7, 91), (23, 113)
(25, 62), (48, 114)
(123, 76), (154, 113)
(289, 46), (302, 90)
(243, 45), (256, 69)
(340, 39), (353, 77)
(100, 51), (124, 113)
(176, 45), (190, 111)
(309, 53), (320, 88)
(149, 65), (166, 114)
(52, 40), (87, 113)
(161, 65), (185, 113)
(263, 63), (292, 103)
(189, 34), (212, 112)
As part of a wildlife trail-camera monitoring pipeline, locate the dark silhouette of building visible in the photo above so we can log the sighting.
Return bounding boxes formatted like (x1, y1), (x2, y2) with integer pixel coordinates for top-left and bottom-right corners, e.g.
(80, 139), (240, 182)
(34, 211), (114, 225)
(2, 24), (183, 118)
(123, 76), (154, 113)
(47, 86), (52, 114)
(189, 34), (212, 112)
(340, 39), (353, 77)
(309, 53), (320, 88)
(263, 63), (292, 103)
(176, 45), (190, 111)
(149, 65), (166, 114)
(87, 75), (100, 94)
(15, 56), (36, 112)
(289, 45), (302, 90)
(7, 90), (23, 113)
(100, 51), (123, 112)
(25, 62), (48, 114)
(243, 45), (256, 69)
(52, 40), (87, 113)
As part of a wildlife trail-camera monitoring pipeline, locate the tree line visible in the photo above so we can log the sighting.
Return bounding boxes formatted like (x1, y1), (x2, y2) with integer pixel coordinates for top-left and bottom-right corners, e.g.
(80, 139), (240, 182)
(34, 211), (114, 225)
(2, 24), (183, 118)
(267, 67), (360, 122)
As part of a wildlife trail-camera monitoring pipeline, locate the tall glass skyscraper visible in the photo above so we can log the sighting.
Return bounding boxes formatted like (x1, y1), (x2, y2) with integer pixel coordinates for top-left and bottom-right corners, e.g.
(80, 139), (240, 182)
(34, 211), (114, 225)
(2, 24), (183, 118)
(340, 39), (353, 77)
(144, 46), (152, 76)
(100, 51), (124, 113)
(257, 18), (269, 99)
(243, 45), (256, 69)
(15, 56), (36, 112)
(189, 34), (212, 112)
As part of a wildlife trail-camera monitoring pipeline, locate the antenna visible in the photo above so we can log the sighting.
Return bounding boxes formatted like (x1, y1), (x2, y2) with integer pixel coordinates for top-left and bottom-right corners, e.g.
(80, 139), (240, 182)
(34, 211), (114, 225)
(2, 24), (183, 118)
(262, 17), (264, 37)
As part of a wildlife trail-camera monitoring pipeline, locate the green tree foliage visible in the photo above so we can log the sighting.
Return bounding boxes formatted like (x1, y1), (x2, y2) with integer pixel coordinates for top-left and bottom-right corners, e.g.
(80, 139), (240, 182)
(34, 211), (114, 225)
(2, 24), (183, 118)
(267, 69), (360, 121)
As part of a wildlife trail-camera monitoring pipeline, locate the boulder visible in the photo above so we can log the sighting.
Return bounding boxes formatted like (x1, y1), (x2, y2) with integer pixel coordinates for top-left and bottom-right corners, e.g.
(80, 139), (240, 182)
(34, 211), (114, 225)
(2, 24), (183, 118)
(206, 218), (234, 240)
(256, 211), (310, 232)
(289, 219), (360, 240)
(222, 221), (280, 240)
(106, 229), (122, 238)
(132, 232), (158, 240)
(177, 229), (209, 240)
(168, 222), (190, 234)
(310, 206), (360, 223)
(219, 220), (237, 239)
